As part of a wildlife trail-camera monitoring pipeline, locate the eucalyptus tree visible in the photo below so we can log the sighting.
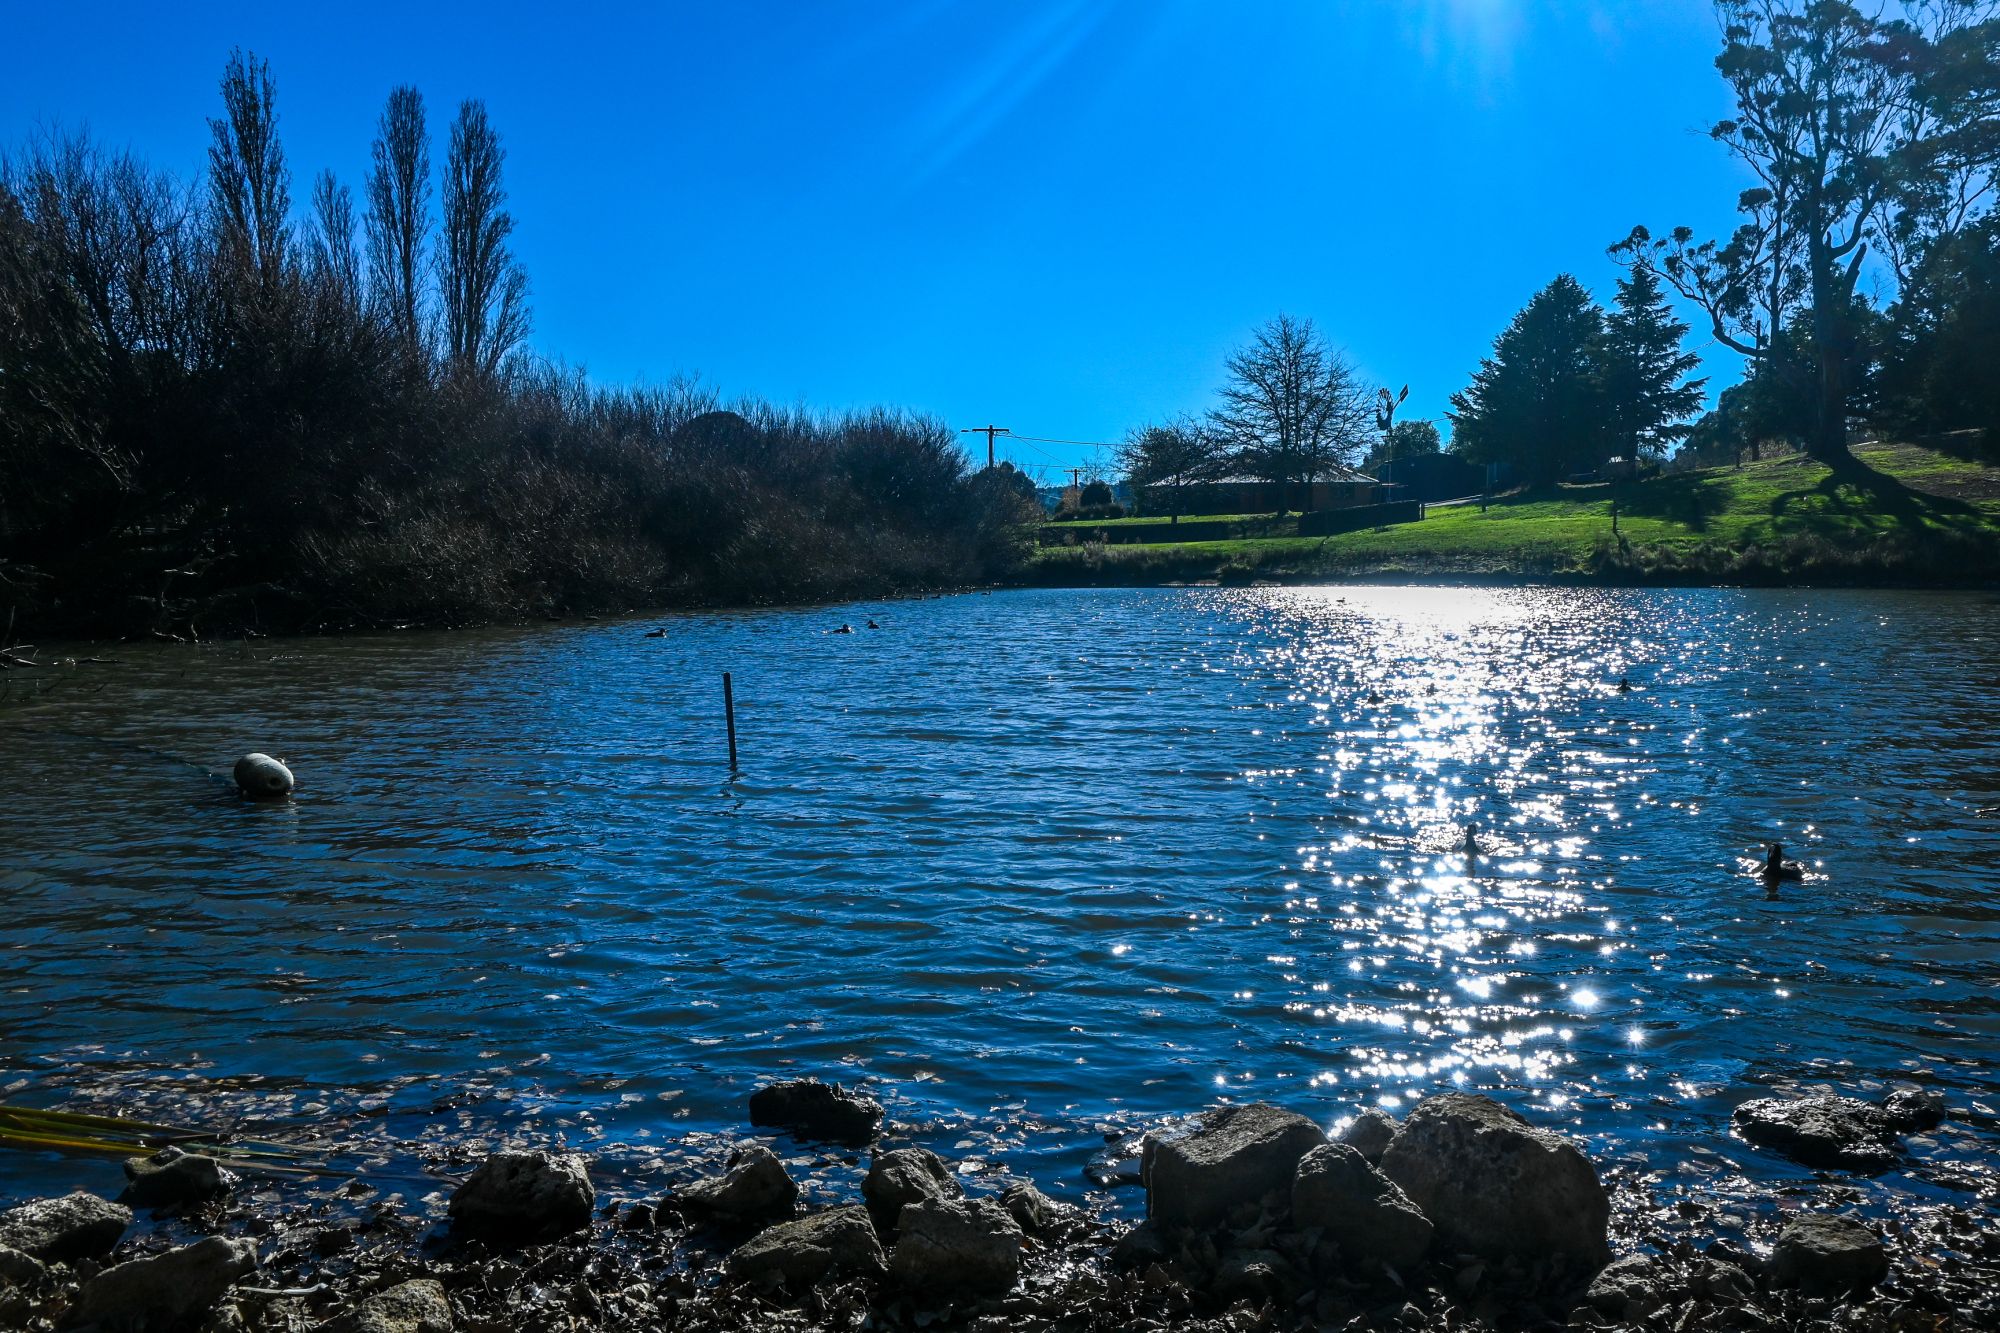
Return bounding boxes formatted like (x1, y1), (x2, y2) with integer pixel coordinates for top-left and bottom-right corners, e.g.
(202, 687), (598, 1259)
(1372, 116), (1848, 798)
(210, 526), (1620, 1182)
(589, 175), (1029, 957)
(1613, 0), (2000, 463)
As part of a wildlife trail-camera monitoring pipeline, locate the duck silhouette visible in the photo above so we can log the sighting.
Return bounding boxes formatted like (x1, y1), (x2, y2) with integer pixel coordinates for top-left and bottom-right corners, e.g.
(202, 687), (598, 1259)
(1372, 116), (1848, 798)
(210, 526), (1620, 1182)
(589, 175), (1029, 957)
(1462, 823), (1481, 856)
(1617, 677), (1632, 693)
(866, 619), (881, 630)
(834, 624), (854, 634)
(1761, 842), (1805, 883)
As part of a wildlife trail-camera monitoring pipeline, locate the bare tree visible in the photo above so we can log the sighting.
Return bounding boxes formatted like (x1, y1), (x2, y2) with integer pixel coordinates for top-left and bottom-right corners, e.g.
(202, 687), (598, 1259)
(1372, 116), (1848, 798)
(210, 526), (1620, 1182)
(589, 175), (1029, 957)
(366, 86), (431, 352)
(1118, 414), (1221, 523)
(207, 49), (290, 300)
(440, 99), (529, 379)
(308, 171), (360, 310)
(1209, 313), (1371, 511)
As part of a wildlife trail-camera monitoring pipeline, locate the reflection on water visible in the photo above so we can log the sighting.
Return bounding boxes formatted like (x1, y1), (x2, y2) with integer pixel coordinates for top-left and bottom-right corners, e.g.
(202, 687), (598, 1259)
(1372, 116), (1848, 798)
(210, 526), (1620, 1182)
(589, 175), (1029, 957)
(2, 586), (1997, 1200)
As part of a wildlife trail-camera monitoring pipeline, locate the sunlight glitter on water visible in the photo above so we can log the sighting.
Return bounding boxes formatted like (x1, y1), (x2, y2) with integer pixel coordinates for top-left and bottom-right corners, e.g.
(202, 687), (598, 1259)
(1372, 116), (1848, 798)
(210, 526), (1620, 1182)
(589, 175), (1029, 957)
(2, 586), (1999, 1201)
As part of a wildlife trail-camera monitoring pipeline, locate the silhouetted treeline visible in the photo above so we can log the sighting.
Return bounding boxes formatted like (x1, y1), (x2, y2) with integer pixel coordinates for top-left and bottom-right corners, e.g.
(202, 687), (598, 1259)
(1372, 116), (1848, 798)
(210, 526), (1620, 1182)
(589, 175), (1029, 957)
(0, 53), (1036, 638)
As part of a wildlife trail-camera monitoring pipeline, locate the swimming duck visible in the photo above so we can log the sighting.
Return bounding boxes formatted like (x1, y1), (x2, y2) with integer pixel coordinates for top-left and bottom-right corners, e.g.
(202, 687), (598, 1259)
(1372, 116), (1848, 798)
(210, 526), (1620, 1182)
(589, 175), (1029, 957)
(1462, 823), (1481, 856)
(1761, 842), (1805, 883)
(866, 619), (881, 630)
(1617, 677), (1632, 693)
(643, 626), (668, 639)
(834, 624), (854, 634)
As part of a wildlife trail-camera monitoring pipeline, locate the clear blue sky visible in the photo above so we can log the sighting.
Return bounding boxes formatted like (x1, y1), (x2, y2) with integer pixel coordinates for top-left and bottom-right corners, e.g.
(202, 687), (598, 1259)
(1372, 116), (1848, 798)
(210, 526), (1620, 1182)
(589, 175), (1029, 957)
(3, 0), (1751, 481)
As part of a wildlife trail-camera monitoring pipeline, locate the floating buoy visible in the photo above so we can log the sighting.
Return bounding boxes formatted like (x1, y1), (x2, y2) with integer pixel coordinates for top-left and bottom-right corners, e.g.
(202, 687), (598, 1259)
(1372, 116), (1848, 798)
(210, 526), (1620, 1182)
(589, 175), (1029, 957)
(233, 753), (294, 800)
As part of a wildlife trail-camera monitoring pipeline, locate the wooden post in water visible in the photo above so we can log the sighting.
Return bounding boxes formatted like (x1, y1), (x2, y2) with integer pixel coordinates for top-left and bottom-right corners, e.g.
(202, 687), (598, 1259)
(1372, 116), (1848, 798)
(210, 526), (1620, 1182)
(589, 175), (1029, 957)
(723, 671), (739, 773)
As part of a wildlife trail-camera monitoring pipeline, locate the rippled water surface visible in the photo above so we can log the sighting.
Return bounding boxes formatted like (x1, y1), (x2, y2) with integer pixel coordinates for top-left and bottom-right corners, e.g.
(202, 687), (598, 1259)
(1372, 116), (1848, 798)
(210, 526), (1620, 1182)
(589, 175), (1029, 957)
(4, 586), (1998, 1202)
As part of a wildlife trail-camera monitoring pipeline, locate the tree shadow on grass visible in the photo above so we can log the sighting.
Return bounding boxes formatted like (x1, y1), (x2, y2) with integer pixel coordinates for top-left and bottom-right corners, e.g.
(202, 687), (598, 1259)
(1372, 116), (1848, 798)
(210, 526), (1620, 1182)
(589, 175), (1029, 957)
(1769, 454), (1991, 540)
(1606, 472), (1731, 533)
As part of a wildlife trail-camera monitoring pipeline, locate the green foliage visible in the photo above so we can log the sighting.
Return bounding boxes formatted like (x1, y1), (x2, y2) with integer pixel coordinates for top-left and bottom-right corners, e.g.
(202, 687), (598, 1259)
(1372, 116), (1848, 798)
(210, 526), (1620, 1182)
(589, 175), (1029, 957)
(1449, 275), (1610, 485)
(1601, 265), (1707, 459)
(1877, 216), (2000, 442)
(1365, 419), (1442, 469)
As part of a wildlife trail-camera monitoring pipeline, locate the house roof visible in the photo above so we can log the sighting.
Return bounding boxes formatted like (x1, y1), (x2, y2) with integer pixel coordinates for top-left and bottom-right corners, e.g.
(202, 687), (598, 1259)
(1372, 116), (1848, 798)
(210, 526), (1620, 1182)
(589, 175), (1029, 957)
(1203, 466), (1376, 486)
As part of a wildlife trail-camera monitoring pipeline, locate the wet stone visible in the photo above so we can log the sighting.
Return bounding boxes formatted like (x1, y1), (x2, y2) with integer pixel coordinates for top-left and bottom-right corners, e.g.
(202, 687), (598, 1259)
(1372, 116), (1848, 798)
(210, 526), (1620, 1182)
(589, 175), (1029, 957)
(1882, 1087), (1948, 1132)
(1732, 1095), (1901, 1171)
(321, 1278), (454, 1333)
(1770, 1214), (1890, 1297)
(121, 1146), (236, 1208)
(747, 1079), (883, 1146)
(1337, 1108), (1399, 1166)
(1378, 1092), (1610, 1272)
(1142, 1103), (1327, 1230)
(889, 1196), (1023, 1295)
(728, 1205), (886, 1290)
(447, 1150), (594, 1243)
(1291, 1143), (1433, 1272)
(677, 1144), (797, 1223)
(862, 1147), (960, 1231)
(999, 1181), (1076, 1238)
(0, 1191), (131, 1263)
(1585, 1255), (1667, 1319)
(67, 1235), (258, 1329)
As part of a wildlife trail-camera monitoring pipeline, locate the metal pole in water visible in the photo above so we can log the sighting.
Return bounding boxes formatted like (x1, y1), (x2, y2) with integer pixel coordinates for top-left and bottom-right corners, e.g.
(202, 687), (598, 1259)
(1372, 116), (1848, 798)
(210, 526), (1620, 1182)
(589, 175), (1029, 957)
(723, 671), (739, 773)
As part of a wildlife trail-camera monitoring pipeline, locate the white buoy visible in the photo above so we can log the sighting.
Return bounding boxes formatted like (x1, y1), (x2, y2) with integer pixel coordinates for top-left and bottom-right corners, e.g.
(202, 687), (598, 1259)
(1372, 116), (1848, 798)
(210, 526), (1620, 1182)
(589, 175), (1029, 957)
(233, 752), (294, 800)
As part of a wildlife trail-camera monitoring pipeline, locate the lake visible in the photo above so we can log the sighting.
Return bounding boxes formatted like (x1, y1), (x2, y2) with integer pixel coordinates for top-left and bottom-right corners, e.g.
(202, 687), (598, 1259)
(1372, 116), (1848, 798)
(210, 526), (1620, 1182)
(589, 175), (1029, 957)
(3, 586), (1997, 1207)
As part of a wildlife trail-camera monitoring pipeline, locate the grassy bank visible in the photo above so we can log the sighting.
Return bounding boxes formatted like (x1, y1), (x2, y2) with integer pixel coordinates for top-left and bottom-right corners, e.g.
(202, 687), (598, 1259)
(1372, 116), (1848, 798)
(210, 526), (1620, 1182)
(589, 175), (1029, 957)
(1027, 442), (2000, 587)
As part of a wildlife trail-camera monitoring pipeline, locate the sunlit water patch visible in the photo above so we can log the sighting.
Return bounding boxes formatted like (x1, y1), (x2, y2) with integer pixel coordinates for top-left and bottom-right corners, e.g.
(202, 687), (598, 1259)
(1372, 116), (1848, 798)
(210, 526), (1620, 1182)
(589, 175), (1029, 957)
(2, 586), (1997, 1206)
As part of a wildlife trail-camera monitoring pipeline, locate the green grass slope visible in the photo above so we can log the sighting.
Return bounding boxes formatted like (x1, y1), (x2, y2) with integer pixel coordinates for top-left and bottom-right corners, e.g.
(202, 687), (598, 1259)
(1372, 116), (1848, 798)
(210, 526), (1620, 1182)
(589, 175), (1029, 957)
(1028, 442), (2000, 587)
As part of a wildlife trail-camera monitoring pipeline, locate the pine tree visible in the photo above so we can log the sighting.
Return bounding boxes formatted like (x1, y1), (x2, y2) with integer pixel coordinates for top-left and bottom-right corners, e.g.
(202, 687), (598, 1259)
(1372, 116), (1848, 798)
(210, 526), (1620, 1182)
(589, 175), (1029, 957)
(1448, 275), (1607, 486)
(1600, 265), (1706, 461)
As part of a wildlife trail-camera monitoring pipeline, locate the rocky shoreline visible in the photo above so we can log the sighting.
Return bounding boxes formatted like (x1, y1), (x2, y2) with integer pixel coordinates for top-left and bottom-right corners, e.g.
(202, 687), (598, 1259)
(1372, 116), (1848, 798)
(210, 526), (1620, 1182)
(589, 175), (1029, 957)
(1, 1080), (1994, 1333)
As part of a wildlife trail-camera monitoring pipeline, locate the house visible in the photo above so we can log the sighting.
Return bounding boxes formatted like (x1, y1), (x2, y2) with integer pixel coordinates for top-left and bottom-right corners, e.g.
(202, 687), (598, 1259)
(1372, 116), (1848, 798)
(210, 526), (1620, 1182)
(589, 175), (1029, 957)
(1167, 465), (1387, 515)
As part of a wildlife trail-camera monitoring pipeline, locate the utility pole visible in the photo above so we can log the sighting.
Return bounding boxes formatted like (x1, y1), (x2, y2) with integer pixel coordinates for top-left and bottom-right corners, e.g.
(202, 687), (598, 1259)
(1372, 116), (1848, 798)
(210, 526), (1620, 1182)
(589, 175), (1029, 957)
(1065, 466), (1085, 489)
(960, 425), (1010, 468)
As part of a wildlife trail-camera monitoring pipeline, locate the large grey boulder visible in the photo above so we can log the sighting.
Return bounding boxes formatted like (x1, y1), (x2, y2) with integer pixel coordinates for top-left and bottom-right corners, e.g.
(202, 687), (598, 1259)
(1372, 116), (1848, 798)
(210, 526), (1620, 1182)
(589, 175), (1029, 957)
(1378, 1093), (1609, 1270)
(1770, 1214), (1889, 1296)
(64, 1235), (257, 1329)
(1337, 1108), (1399, 1165)
(1732, 1096), (1899, 1171)
(889, 1196), (1022, 1295)
(122, 1146), (236, 1208)
(747, 1079), (883, 1146)
(729, 1206), (886, 1289)
(677, 1144), (797, 1223)
(447, 1150), (594, 1242)
(1291, 1143), (1433, 1272)
(0, 1191), (131, 1262)
(862, 1148), (961, 1230)
(1142, 1103), (1327, 1230)
(321, 1278), (454, 1333)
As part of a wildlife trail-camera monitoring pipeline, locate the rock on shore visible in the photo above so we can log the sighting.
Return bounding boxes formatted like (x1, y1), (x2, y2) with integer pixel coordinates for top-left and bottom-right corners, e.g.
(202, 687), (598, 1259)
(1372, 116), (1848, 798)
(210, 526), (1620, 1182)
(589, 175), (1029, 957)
(747, 1079), (884, 1146)
(64, 1234), (257, 1329)
(1379, 1092), (1609, 1270)
(888, 1196), (1023, 1294)
(1141, 1102), (1326, 1229)
(0, 1191), (130, 1262)
(728, 1205), (886, 1289)
(1291, 1142), (1432, 1271)
(447, 1150), (594, 1242)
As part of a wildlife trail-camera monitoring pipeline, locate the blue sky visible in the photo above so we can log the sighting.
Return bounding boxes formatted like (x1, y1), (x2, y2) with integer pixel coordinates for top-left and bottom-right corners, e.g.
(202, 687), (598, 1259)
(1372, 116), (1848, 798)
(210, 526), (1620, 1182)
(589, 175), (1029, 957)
(3, 1), (1752, 481)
